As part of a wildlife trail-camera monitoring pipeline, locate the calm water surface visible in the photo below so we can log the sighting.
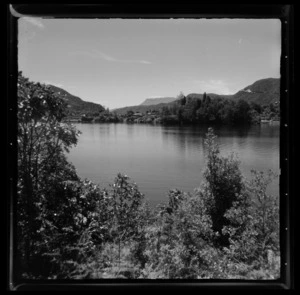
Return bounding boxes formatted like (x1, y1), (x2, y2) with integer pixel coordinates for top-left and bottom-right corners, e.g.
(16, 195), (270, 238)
(67, 123), (280, 206)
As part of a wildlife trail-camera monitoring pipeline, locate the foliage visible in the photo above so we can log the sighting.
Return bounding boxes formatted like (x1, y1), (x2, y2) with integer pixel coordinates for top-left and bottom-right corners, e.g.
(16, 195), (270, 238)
(222, 170), (279, 266)
(123, 94), (278, 126)
(94, 110), (120, 123)
(16, 76), (280, 281)
(200, 128), (246, 246)
(17, 72), (81, 277)
(105, 174), (144, 240)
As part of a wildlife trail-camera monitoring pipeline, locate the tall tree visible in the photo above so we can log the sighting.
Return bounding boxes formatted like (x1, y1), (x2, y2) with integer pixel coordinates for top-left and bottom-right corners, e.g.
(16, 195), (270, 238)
(202, 92), (207, 104)
(17, 72), (80, 276)
(201, 128), (246, 246)
(177, 91), (186, 106)
(233, 99), (251, 124)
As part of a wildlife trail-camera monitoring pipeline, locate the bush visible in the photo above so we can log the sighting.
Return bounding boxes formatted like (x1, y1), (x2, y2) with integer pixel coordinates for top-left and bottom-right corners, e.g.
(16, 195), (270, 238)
(222, 170), (280, 278)
(200, 127), (246, 246)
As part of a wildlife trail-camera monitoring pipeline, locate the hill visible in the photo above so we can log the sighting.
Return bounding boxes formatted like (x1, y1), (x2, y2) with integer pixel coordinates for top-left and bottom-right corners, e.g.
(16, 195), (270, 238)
(140, 97), (177, 106)
(232, 78), (280, 105)
(47, 85), (105, 116)
(113, 78), (280, 115)
(182, 78), (280, 106)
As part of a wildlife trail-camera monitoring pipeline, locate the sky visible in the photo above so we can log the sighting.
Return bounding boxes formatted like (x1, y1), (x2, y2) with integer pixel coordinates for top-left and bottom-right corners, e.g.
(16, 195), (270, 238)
(18, 18), (281, 109)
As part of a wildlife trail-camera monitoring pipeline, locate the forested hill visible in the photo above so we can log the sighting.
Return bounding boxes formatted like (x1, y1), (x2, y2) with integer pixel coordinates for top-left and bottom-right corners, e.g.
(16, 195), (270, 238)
(231, 78), (280, 105)
(185, 78), (280, 105)
(113, 78), (280, 115)
(48, 85), (105, 115)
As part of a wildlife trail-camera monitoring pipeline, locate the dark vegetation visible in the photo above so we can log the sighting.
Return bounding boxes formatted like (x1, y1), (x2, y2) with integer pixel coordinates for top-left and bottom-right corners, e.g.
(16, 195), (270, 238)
(16, 73), (280, 280)
(231, 78), (280, 105)
(113, 91), (279, 125)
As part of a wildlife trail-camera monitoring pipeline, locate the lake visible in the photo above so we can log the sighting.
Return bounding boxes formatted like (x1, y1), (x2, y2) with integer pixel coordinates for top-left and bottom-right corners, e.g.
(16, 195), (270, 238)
(67, 123), (280, 207)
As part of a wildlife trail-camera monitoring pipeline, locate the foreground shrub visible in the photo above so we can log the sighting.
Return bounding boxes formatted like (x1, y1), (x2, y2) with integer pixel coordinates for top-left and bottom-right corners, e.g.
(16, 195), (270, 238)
(138, 189), (218, 279)
(200, 127), (247, 247)
(222, 169), (280, 278)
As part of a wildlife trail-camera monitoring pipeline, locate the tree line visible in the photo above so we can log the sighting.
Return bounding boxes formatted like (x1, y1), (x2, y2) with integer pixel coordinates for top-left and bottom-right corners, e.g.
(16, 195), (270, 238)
(67, 92), (279, 125)
(158, 92), (279, 125)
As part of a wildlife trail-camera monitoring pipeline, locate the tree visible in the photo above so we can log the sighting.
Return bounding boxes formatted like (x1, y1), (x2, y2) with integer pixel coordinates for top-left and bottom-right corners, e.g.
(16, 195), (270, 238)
(233, 99), (251, 124)
(250, 102), (262, 114)
(222, 170), (279, 277)
(177, 92), (186, 106)
(248, 170), (279, 253)
(203, 93), (211, 105)
(161, 106), (171, 117)
(196, 99), (202, 110)
(177, 106), (184, 124)
(205, 95), (212, 105)
(107, 174), (145, 268)
(203, 92), (207, 104)
(187, 100), (201, 123)
(17, 72), (81, 277)
(201, 128), (246, 246)
(126, 110), (134, 117)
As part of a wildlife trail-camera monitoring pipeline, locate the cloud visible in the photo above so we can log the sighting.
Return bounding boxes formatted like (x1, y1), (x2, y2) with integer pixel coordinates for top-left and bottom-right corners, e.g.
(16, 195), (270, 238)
(70, 49), (152, 64)
(238, 38), (243, 45)
(23, 17), (45, 29)
(193, 79), (233, 95)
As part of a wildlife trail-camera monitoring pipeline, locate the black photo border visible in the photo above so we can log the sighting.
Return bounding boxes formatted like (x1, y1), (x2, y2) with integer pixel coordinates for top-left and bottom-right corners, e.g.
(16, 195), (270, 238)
(7, 2), (295, 291)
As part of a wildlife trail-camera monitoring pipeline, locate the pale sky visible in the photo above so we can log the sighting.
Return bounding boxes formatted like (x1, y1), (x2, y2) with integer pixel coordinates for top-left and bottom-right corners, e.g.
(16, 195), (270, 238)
(18, 18), (281, 109)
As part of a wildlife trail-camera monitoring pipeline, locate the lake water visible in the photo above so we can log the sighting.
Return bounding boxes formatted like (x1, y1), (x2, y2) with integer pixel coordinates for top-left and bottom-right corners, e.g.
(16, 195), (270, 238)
(67, 123), (280, 207)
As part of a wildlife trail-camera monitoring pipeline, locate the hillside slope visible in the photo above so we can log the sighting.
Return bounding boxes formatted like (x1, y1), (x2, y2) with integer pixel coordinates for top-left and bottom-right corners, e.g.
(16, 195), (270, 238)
(48, 85), (105, 115)
(232, 78), (280, 105)
(140, 97), (177, 106)
(181, 78), (280, 106)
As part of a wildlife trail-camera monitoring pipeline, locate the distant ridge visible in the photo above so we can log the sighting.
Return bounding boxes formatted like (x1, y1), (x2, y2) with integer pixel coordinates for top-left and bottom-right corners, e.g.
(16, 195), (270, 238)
(113, 77), (280, 115)
(140, 97), (177, 106)
(185, 78), (280, 105)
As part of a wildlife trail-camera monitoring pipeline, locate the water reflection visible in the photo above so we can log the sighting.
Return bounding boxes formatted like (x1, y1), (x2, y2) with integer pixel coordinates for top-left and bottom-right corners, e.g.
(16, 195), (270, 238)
(68, 123), (280, 206)
(161, 126), (203, 157)
(160, 124), (279, 156)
